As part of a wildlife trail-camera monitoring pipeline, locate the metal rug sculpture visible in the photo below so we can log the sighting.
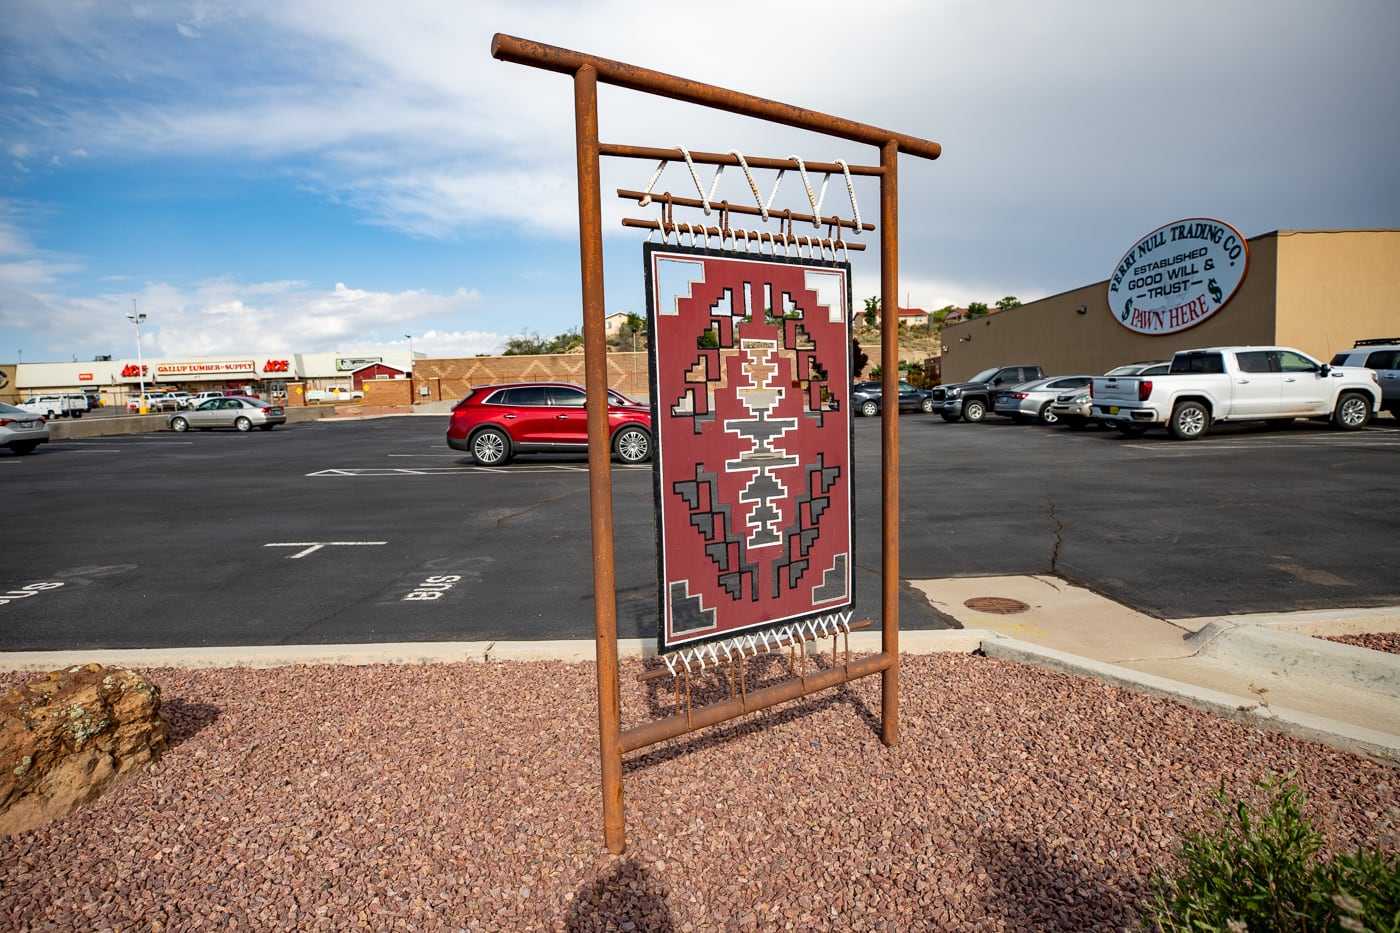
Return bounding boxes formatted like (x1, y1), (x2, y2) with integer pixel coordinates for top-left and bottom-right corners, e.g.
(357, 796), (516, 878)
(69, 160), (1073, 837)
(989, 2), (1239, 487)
(645, 243), (854, 655)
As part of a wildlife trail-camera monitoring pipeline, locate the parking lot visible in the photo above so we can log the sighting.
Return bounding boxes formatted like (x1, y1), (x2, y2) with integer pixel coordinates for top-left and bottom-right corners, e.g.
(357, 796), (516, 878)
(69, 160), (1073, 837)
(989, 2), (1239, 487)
(3, 413), (1399, 652)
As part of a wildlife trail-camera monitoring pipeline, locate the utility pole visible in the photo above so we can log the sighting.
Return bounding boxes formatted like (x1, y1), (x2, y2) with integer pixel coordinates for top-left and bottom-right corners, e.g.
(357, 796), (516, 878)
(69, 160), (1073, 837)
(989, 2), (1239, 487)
(127, 300), (148, 414)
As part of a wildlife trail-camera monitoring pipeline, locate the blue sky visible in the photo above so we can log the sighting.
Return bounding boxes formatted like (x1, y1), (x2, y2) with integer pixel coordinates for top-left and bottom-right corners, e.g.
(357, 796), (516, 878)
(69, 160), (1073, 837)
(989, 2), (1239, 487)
(3, 1), (1397, 364)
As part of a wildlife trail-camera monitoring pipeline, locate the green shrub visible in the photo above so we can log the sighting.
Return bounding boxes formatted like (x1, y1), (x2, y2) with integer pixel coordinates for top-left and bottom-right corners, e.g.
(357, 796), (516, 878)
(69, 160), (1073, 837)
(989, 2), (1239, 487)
(1143, 773), (1399, 933)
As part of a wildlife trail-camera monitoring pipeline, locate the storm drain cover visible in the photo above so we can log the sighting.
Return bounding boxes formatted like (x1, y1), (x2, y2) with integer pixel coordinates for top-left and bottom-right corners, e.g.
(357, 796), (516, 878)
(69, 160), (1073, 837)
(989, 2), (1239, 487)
(963, 596), (1031, 615)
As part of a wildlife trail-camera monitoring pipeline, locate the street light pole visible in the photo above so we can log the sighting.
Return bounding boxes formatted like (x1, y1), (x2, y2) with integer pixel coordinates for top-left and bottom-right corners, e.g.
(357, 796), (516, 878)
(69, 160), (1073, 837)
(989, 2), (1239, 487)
(128, 300), (148, 414)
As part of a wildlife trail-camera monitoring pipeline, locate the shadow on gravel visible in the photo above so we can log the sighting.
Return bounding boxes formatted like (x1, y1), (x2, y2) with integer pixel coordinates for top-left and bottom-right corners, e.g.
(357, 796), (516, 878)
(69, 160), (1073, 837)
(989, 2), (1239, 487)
(564, 856), (675, 932)
(160, 697), (221, 750)
(976, 830), (1144, 932)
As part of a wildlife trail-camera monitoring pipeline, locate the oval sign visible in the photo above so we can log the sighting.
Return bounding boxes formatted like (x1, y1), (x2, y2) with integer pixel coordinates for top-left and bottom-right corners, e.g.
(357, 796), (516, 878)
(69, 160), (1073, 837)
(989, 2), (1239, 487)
(1106, 218), (1249, 335)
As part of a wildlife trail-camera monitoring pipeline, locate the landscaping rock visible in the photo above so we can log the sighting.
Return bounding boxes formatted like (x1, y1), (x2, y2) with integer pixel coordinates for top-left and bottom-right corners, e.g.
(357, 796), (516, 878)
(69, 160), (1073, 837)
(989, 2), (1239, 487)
(1, 664), (167, 836)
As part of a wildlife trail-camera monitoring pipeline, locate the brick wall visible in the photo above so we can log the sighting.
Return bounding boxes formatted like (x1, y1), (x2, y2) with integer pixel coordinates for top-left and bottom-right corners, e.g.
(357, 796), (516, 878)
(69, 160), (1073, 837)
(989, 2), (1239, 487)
(412, 352), (649, 402)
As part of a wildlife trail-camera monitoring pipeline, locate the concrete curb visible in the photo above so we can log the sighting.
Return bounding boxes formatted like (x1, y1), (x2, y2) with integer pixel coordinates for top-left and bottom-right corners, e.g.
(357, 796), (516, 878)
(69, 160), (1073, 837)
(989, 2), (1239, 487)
(1186, 620), (1400, 700)
(980, 634), (1400, 764)
(0, 629), (988, 672)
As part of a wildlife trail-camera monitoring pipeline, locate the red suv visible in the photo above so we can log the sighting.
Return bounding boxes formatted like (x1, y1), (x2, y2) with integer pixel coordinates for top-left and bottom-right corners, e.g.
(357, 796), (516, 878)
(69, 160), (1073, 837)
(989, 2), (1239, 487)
(446, 382), (652, 466)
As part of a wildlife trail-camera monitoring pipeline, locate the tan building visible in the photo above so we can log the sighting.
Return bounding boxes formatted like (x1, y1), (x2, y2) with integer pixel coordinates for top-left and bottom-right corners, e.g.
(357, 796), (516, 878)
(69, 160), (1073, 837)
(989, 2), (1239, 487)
(939, 229), (1400, 381)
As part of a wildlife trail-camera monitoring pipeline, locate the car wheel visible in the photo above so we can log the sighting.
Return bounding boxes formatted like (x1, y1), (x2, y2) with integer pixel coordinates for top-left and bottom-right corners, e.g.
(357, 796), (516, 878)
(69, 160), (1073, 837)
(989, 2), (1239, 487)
(1116, 423), (1148, 438)
(1332, 392), (1371, 430)
(859, 399), (879, 417)
(962, 399), (986, 423)
(471, 427), (512, 465)
(234, 416), (253, 432)
(1038, 403), (1059, 425)
(9, 441), (38, 455)
(920, 397), (934, 413)
(171, 417), (190, 433)
(939, 412), (959, 422)
(1168, 401), (1209, 440)
(613, 426), (651, 463)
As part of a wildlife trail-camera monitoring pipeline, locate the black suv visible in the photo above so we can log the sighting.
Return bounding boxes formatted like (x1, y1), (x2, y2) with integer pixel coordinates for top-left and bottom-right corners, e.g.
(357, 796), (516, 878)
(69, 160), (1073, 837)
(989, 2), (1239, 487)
(1330, 338), (1399, 418)
(850, 380), (936, 417)
(931, 364), (1044, 422)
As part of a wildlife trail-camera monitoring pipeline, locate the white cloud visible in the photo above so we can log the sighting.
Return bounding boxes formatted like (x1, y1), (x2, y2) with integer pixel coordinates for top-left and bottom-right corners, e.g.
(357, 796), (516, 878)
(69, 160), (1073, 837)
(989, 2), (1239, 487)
(1, 269), (495, 360)
(1, 0), (1397, 362)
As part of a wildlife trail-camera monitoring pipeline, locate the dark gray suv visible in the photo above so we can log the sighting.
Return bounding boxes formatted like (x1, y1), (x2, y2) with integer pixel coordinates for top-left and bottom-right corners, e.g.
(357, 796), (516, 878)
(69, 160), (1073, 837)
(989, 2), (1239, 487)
(1330, 338), (1400, 418)
(850, 380), (936, 417)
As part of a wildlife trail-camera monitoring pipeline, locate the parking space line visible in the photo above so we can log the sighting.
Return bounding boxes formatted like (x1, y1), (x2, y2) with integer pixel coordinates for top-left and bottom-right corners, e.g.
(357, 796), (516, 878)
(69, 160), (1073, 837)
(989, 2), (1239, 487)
(265, 541), (388, 558)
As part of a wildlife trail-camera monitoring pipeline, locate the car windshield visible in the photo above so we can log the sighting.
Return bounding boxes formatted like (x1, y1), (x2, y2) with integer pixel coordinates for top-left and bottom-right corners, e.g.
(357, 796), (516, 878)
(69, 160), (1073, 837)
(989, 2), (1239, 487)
(968, 368), (1001, 383)
(608, 390), (642, 407)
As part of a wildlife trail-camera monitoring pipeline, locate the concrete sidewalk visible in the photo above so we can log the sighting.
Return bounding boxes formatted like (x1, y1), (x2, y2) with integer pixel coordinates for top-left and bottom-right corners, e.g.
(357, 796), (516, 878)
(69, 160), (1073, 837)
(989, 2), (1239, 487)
(911, 574), (1400, 764)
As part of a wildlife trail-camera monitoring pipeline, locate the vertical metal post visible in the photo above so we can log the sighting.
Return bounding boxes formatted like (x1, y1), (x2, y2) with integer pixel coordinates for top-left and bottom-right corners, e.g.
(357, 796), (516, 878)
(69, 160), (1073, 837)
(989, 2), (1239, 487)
(879, 138), (900, 746)
(574, 64), (626, 854)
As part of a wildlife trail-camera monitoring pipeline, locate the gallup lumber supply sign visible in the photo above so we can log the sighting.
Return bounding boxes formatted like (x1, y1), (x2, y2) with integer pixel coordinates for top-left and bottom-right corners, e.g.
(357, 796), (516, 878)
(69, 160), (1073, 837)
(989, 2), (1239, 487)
(1108, 218), (1248, 335)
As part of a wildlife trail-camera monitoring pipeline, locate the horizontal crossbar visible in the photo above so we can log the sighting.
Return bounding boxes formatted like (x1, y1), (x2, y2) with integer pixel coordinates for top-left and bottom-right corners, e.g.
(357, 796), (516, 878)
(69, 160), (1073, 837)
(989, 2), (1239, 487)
(601, 144), (883, 176)
(620, 651), (894, 752)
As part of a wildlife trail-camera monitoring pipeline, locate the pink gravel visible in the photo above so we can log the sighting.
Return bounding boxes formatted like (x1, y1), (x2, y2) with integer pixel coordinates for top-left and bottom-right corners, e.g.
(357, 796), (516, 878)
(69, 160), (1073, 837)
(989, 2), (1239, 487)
(1322, 631), (1400, 655)
(1, 653), (1396, 932)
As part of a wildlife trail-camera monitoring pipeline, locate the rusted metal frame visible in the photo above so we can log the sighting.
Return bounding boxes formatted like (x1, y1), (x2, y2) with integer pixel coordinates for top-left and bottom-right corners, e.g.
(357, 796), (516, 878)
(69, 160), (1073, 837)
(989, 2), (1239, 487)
(497, 31), (939, 854)
(571, 64), (626, 855)
(620, 652), (895, 753)
(617, 188), (874, 233)
(492, 35), (942, 160)
(879, 139), (900, 746)
(600, 144), (885, 176)
(621, 219), (868, 253)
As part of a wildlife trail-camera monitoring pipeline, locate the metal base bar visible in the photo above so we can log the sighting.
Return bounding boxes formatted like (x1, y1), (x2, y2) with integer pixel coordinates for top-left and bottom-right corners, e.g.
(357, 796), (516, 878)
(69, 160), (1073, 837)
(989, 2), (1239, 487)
(620, 652), (895, 753)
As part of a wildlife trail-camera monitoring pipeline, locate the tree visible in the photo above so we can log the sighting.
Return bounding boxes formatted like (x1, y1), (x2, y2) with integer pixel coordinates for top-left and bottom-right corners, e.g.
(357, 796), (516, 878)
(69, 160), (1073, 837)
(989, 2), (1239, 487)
(931, 305), (957, 328)
(966, 302), (990, 319)
(502, 331), (549, 355)
(851, 338), (868, 379)
(545, 328), (583, 354)
(996, 296), (1022, 310)
(862, 296), (880, 328)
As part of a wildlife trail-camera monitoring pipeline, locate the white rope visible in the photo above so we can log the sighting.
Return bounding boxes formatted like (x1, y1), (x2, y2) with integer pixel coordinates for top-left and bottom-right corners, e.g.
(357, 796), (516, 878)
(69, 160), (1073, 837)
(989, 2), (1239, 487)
(836, 159), (862, 233)
(765, 168), (786, 217)
(638, 159), (667, 207)
(678, 146), (714, 215)
(728, 150), (768, 222)
(790, 156), (831, 228)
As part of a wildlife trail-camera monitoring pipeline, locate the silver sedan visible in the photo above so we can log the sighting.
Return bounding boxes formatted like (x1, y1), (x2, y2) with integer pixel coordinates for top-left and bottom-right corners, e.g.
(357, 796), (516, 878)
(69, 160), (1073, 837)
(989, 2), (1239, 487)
(1, 402), (50, 455)
(992, 376), (1094, 424)
(168, 397), (287, 432)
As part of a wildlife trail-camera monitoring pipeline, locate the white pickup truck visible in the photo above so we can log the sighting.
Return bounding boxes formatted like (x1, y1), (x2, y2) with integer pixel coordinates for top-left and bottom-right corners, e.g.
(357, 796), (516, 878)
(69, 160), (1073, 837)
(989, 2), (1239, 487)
(306, 385), (364, 402)
(18, 394), (88, 418)
(1090, 346), (1381, 439)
